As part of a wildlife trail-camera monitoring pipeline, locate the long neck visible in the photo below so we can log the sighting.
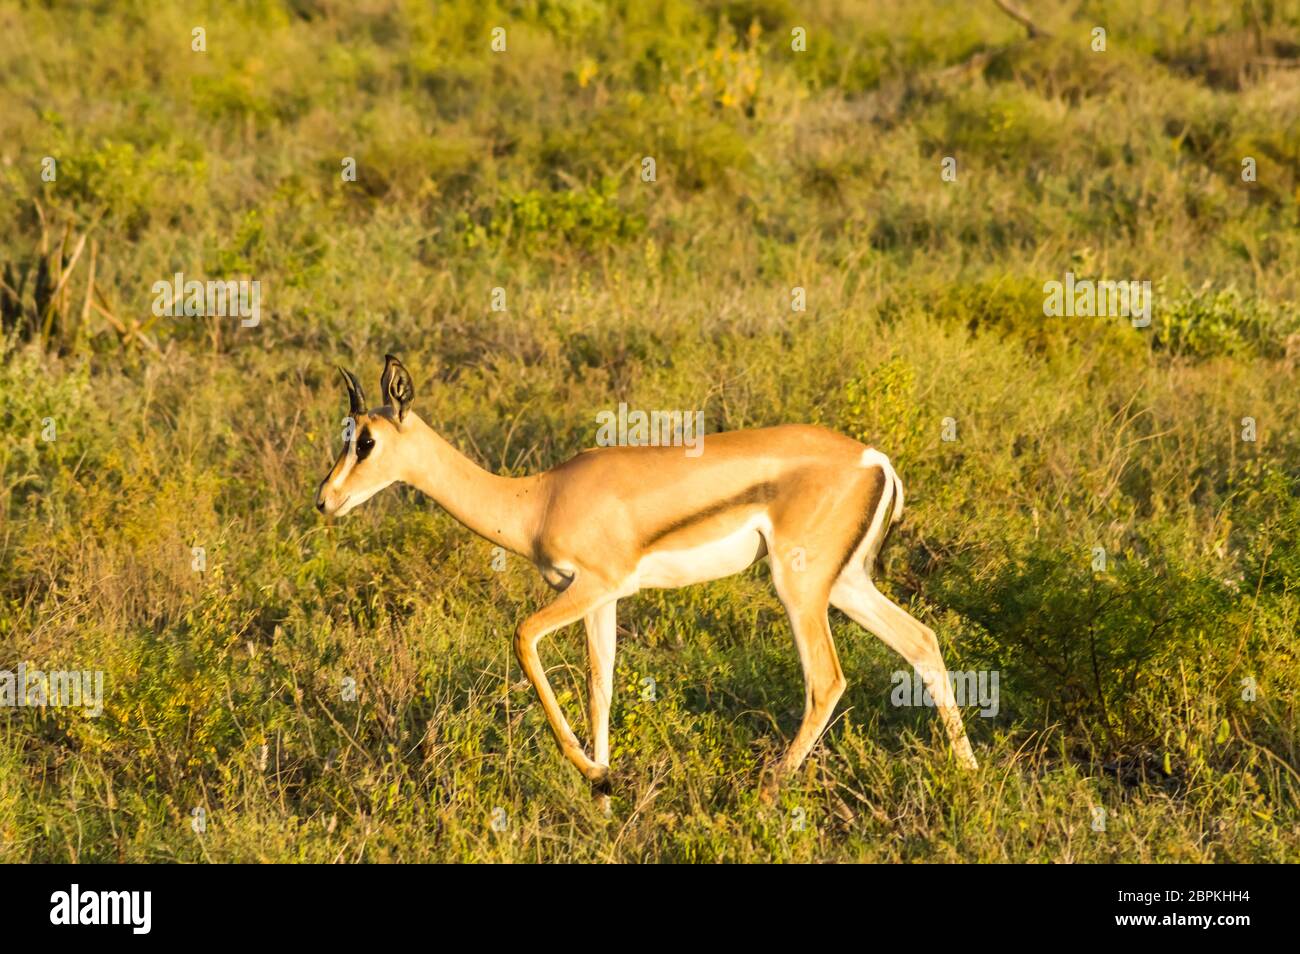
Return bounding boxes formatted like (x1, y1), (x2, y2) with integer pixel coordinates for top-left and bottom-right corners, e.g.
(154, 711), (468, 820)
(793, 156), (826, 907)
(399, 413), (543, 558)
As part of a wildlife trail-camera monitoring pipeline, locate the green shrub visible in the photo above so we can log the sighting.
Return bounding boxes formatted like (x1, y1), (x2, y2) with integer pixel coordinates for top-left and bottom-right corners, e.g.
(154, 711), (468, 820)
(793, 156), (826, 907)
(460, 178), (645, 248)
(1153, 286), (1298, 360)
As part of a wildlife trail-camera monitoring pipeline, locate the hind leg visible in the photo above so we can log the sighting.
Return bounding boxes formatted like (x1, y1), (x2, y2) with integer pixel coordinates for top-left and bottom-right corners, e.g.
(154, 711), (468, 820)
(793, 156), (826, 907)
(761, 546), (846, 801)
(831, 568), (977, 769)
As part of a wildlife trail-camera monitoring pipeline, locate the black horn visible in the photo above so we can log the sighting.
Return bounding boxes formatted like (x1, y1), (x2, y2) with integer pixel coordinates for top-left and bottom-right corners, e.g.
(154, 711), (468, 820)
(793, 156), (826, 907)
(338, 366), (365, 416)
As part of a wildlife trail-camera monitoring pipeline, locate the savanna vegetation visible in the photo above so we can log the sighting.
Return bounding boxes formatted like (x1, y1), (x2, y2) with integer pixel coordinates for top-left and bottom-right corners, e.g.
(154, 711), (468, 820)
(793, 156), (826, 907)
(1, 0), (1298, 862)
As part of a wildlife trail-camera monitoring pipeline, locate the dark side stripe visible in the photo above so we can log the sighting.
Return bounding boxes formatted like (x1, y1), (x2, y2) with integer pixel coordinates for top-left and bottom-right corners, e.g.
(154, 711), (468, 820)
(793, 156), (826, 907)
(642, 481), (778, 548)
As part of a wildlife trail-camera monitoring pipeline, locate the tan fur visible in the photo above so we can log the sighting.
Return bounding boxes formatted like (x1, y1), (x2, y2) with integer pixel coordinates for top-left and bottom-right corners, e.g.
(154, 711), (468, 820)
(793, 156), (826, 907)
(318, 360), (977, 806)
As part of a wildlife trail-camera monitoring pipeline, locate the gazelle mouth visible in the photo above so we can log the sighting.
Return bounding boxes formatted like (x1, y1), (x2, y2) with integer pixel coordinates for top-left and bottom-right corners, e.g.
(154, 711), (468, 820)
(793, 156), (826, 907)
(319, 493), (352, 518)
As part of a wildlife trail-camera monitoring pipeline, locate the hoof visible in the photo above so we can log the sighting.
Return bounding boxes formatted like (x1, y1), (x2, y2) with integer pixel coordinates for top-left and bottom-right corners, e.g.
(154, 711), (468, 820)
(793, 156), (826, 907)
(590, 767), (613, 816)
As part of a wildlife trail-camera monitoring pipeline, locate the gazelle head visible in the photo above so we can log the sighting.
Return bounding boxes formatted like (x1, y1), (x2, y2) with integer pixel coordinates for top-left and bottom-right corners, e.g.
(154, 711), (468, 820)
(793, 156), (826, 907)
(315, 354), (417, 518)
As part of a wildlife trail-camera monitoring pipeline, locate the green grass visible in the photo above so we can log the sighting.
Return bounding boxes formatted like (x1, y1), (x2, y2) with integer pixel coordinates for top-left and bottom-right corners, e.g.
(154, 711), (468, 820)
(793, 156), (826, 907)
(0, 0), (1298, 862)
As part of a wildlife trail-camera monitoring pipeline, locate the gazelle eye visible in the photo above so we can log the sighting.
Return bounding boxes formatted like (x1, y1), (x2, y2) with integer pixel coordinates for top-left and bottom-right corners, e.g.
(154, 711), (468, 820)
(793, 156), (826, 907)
(355, 432), (375, 461)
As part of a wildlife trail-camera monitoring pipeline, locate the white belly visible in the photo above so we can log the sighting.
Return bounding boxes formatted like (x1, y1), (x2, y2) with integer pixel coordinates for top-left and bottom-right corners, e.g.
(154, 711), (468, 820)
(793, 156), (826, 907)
(633, 518), (769, 589)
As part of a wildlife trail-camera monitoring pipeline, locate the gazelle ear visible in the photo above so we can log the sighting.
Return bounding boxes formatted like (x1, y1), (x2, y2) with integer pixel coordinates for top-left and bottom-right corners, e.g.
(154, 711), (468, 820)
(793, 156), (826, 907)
(339, 366), (365, 416)
(380, 354), (414, 422)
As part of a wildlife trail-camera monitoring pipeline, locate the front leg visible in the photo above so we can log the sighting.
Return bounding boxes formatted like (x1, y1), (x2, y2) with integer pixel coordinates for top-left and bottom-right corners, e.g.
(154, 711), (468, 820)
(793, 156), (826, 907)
(514, 579), (616, 784)
(585, 601), (618, 809)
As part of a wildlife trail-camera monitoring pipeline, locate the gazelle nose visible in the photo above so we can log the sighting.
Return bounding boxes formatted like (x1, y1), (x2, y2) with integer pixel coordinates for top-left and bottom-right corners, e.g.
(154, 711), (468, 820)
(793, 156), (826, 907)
(316, 498), (326, 513)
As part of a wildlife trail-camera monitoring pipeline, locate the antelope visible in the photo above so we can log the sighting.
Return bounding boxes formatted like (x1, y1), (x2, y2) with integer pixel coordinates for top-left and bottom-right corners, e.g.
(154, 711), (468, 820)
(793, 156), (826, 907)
(316, 355), (978, 805)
